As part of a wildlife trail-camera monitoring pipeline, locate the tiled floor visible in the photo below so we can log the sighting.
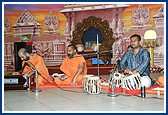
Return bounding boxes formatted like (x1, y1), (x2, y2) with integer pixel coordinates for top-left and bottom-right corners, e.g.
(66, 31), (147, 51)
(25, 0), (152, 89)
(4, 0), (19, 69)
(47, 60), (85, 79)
(3, 87), (165, 113)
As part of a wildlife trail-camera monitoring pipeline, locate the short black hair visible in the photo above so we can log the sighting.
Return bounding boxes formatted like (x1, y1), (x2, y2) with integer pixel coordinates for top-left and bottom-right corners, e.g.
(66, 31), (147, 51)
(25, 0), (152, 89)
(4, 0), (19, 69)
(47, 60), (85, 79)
(130, 34), (141, 41)
(67, 44), (77, 50)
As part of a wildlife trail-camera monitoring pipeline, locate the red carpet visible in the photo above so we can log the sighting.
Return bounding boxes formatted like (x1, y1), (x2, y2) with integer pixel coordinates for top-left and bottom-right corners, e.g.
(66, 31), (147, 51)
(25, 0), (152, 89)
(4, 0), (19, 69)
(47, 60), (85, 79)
(36, 83), (164, 95)
(98, 85), (164, 94)
(38, 84), (82, 88)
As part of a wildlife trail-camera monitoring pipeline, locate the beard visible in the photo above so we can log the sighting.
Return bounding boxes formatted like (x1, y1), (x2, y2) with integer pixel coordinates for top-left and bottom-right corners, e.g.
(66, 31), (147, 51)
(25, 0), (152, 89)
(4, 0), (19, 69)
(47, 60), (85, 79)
(67, 53), (74, 59)
(132, 45), (140, 49)
(24, 56), (30, 61)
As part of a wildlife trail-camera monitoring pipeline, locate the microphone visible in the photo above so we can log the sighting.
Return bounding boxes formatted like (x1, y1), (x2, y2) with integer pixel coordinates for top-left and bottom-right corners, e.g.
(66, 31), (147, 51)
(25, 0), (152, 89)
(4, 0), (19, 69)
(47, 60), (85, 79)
(26, 62), (34, 71)
(20, 62), (28, 74)
(26, 61), (41, 75)
(67, 53), (74, 59)
(68, 55), (74, 59)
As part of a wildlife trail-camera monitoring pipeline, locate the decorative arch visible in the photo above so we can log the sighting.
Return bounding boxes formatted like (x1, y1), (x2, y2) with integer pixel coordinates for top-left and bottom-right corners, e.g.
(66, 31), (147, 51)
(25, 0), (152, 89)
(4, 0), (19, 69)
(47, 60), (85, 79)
(71, 16), (115, 64)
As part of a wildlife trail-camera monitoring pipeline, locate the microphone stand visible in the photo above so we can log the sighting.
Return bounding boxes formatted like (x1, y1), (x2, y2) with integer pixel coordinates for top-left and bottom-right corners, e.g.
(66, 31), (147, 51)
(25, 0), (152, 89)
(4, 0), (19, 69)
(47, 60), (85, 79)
(97, 34), (100, 78)
(107, 60), (119, 97)
(26, 62), (42, 92)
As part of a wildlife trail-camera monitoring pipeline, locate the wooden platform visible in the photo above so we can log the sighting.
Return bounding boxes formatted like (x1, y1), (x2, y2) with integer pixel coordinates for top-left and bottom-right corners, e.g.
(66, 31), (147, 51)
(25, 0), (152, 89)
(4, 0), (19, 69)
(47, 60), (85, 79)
(47, 64), (115, 76)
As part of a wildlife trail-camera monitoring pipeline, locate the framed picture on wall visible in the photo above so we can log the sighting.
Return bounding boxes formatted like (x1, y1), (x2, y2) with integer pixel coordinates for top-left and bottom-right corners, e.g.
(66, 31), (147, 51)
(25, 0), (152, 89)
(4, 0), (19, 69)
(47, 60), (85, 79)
(20, 34), (32, 42)
(84, 41), (97, 49)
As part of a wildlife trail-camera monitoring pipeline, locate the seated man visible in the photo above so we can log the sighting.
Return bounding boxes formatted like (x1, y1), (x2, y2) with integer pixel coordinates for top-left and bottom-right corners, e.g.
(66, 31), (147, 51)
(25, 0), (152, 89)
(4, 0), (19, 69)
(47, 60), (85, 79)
(54, 44), (87, 85)
(119, 34), (151, 88)
(12, 48), (51, 86)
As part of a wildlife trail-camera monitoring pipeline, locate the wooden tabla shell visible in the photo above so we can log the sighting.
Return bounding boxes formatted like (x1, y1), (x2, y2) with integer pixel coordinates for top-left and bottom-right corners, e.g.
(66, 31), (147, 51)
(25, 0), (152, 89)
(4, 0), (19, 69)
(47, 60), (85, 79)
(85, 76), (101, 94)
(113, 73), (123, 88)
(82, 75), (94, 91)
(122, 73), (142, 90)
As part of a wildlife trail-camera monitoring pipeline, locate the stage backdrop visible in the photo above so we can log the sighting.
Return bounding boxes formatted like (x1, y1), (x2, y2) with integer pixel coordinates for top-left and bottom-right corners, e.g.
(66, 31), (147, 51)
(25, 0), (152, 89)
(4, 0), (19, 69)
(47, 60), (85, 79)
(4, 3), (164, 71)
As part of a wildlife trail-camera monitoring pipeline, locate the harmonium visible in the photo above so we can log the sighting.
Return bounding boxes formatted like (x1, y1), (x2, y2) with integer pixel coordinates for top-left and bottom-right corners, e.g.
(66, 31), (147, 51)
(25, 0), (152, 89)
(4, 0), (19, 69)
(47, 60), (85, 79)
(4, 73), (29, 90)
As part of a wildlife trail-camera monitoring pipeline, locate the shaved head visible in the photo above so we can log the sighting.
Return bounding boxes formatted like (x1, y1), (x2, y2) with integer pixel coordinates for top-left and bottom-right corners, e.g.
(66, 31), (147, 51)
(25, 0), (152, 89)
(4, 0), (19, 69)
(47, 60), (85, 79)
(18, 48), (29, 61)
(18, 48), (28, 56)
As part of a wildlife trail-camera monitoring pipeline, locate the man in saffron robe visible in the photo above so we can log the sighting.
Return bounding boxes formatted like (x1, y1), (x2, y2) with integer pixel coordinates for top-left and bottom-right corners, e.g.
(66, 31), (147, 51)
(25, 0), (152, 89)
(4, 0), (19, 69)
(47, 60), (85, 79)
(12, 48), (51, 86)
(54, 44), (87, 85)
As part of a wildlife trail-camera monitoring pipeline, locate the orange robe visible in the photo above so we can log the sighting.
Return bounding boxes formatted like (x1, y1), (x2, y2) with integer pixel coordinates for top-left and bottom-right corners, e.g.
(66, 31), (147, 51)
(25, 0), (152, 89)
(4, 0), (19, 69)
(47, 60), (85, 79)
(54, 55), (87, 85)
(22, 54), (50, 86)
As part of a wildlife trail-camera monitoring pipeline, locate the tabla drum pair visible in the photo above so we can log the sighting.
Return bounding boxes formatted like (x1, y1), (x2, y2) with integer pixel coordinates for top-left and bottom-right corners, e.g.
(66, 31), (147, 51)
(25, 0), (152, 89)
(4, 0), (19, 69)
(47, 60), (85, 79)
(112, 72), (142, 90)
(122, 73), (142, 90)
(83, 75), (101, 94)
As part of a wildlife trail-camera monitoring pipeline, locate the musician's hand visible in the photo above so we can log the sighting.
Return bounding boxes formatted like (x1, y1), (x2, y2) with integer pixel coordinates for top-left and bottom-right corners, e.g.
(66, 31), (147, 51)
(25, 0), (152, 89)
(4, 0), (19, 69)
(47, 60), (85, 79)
(59, 75), (67, 81)
(132, 69), (138, 74)
(12, 72), (20, 75)
(23, 73), (29, 78)
(124, 69), (133, 74)
(114, 67), (119, 73)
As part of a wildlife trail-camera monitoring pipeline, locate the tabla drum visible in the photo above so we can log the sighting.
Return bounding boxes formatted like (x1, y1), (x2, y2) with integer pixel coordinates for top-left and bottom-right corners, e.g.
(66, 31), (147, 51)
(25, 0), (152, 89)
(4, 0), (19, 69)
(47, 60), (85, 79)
(84, 76), (101, 94)
(122, 73), (142, 90)
(82, 75), (94, 91)
(113, 73), (123, 88)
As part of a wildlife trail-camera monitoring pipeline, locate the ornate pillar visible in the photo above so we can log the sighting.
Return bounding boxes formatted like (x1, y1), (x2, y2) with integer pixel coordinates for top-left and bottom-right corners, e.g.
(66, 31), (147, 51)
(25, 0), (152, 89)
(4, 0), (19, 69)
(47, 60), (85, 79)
(117, 8), (125, 38)
(148, 47), (154, 66)
(111, 9), (117, 38)
(64, 12), (71, 44)
(70, 12), (75, 40)
(64, 13), (70, 35)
